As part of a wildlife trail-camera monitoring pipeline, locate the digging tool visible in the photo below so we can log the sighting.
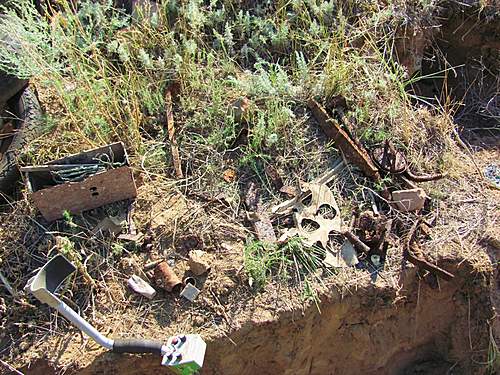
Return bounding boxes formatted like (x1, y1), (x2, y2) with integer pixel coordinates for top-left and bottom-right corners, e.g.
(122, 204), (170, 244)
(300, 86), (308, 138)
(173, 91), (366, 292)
(25, 255), (206, 374)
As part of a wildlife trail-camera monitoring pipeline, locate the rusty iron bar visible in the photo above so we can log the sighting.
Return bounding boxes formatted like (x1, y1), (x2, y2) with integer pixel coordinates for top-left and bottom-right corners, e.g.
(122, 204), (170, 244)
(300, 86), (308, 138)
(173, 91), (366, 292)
(407, 244), (455, 281)
(165, 89), (183, 179)
(308, 99), (380, 181)
(342, 230), (371, 253)
(404, 219), (454, 281)
(404, 170), (446, 182)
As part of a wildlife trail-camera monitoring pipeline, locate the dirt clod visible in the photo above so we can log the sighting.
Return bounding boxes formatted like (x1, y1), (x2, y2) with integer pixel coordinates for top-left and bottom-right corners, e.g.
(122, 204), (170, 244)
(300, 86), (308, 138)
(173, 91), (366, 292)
(188, 250), (212, 276)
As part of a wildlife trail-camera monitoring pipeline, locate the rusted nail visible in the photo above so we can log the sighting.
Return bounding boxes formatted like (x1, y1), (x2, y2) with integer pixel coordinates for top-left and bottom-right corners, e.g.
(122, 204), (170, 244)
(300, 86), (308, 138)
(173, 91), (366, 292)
(165, 89), (183, 179)
(154, 261), (182, 293)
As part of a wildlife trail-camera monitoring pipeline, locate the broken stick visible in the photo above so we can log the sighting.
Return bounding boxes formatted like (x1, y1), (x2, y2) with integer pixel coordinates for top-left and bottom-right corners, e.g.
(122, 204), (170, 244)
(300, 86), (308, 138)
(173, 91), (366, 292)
(165, 89), (183, 179)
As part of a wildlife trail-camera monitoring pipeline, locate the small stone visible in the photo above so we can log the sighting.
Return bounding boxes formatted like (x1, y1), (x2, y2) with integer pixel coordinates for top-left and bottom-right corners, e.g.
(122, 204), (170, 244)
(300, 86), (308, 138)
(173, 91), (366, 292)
(391, 188), (427, 212)
(188, 250), (212, 276)
(127, 275), (157, 299)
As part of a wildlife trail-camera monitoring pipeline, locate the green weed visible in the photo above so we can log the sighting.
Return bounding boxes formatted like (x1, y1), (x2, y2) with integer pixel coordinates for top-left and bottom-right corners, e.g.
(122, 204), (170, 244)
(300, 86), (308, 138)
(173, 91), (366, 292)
(244, 237), (326, 290)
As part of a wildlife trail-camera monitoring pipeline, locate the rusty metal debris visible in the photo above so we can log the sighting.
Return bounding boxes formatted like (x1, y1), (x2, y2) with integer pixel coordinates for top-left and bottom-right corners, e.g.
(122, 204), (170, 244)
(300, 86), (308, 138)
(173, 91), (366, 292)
(222, 168), (236, 183)
(230, 97), (250, 123)
(264, 164), (283, 190)
(165, 88), (183, 179)
(406, 244), (455, 281)
(154, 261), (182, 293)
(371, 141), (407, 174)
(308, 99), (380, 180)
(180, 283), (201, 302)
(404, 220), (455, 281)
(118, 200), (143, 242)
(370, 140), (445, 182)
(22, 142), (137, 222)
(248, 212), (277, 243)
(342, 230), (370, 253)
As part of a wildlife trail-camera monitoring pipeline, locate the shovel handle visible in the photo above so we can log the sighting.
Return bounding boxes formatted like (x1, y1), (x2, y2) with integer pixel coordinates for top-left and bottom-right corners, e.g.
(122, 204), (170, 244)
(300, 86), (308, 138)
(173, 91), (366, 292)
(113, 339), (163, 354)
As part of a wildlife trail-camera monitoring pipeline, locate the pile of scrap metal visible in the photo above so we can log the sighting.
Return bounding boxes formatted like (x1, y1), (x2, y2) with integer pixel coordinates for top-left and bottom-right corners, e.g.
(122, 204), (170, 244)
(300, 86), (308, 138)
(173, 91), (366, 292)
(247, 98), (452, 282)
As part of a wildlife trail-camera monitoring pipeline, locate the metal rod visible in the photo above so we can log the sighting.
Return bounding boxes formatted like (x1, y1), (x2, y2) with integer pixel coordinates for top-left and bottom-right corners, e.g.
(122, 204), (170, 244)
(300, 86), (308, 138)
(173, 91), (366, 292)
(53, 296), (114, 350)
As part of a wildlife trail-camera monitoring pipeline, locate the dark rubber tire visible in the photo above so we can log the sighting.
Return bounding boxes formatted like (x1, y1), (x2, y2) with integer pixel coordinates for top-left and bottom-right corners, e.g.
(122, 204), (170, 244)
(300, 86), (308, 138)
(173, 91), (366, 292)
(0, 86), (42, 194)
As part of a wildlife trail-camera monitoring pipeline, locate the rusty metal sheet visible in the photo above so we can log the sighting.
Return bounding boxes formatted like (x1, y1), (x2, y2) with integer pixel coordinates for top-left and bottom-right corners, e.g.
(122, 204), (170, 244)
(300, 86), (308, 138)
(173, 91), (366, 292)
(32, 166), (137, 222)
(308, 99), (380, 180)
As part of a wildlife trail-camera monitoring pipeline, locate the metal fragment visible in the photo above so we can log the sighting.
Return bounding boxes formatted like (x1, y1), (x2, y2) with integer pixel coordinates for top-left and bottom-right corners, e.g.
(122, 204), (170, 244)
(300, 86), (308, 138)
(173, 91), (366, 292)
(0, 271), (15, 296)
(180, 283), (200, 302)
(249, 212), (277, 243)
(371, 141), (407, 174)
(340, 240), (359, 266)
(154, 261), (182, 293)
(264, 164), (283, 190)
(281, 183), (342, 248)
(342, 230), (370, 253)
(308, 99), (380, 180)
(165, 89), (183, 179)
(405, 170), (446, 182)
(271, 160), (345, 216)
(406, 244), (454, 281)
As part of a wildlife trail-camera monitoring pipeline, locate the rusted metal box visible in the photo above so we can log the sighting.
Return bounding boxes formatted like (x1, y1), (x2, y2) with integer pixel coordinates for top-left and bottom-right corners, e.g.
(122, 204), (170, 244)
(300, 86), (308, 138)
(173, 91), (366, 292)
(23, 142), (137, 222)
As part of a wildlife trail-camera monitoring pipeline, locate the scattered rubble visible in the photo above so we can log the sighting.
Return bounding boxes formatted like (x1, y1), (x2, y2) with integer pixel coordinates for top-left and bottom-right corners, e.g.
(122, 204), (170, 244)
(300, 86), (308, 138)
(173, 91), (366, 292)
(127, 275), (156, 299)
(188, 250), (212, 276)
